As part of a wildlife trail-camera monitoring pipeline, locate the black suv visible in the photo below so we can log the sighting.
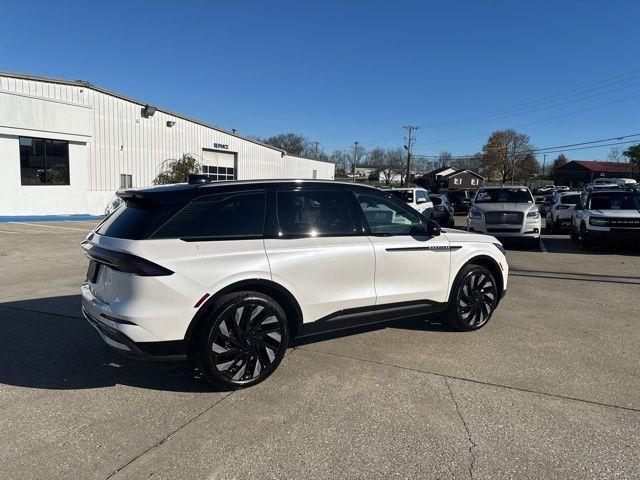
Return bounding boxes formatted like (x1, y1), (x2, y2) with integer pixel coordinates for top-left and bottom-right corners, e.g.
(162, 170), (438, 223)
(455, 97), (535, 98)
(446, 189), (475, 213)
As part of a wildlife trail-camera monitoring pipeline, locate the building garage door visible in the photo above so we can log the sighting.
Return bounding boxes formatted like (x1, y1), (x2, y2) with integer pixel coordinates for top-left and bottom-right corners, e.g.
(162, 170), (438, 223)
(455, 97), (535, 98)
(201, 149), (236, 181)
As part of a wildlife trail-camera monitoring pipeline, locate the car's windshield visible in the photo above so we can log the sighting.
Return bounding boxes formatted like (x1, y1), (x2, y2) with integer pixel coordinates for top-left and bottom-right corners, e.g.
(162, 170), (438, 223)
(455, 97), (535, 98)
(474, 188), (533, 204)
(588, 192), (640, 210)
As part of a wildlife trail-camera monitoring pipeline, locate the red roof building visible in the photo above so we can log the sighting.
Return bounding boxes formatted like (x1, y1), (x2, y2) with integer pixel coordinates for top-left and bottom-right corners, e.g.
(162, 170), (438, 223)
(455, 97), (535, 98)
(553, 160), (634, 187)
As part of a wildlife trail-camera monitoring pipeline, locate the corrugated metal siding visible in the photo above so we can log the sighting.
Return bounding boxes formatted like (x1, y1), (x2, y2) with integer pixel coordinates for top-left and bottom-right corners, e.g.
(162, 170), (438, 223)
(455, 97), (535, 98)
(1, 74), (335, 191)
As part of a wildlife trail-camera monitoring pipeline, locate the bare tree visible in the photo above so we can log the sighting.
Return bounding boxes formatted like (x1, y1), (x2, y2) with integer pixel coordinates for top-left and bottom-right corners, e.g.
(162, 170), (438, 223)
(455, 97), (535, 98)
(608, 147), (623, 163)
(262, 133), (310, 156)
(330, 150), (350, 177)
(437, 151), (453, 167)
(481, 130), (536, 182)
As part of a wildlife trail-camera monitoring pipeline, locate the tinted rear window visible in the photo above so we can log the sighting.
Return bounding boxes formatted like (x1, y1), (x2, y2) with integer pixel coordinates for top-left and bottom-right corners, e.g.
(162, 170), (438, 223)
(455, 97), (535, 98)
(388, 190), (413, 203)
(560, 194), (579, 205)
(96, 203), (179, 240)
(152, 192), (266, 239)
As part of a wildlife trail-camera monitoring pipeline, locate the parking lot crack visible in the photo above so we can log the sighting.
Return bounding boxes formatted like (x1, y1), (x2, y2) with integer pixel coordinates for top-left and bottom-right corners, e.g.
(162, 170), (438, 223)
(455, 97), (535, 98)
(445, 378), (476, 480)
(104, 391), (234, 479)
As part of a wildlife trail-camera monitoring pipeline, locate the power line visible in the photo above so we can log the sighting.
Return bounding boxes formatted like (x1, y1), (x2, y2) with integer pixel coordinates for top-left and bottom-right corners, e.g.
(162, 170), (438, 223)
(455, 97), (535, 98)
(533, 133), (640, 152)
(530, 139), (638, 155)
(419, 67), (640, 129)
(413, 133), (640, 158)
(415, 92), (640, 148)
(422, 80), (640, 129)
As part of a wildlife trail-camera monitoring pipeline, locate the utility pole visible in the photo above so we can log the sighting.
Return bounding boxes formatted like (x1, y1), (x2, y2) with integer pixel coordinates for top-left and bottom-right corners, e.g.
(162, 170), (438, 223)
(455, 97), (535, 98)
(352, 141), (359, 182)
(403, 125), (418, 187)
(542, 154), (547, 178)
(312, 141), (320, 159)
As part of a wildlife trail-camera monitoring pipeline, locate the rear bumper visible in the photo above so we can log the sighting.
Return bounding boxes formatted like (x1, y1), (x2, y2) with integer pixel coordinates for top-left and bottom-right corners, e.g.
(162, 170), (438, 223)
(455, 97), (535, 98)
(82, 307), (187, 360)
(81, 282), (187, 360)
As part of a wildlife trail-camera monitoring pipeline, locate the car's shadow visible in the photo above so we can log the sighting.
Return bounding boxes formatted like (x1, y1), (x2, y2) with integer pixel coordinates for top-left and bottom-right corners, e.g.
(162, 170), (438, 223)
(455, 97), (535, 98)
(0, 295), (452, 392)
(0, 295), (217, 392)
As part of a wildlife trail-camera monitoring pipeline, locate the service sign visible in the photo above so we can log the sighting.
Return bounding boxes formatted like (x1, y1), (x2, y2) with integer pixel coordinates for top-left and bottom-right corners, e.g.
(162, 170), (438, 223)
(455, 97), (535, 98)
(214, 143), (229, 150)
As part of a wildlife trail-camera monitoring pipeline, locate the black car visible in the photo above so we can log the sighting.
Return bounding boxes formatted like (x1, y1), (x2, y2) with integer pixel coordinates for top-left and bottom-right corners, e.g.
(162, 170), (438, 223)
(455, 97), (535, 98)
(446, 189), (475, 213)
(429, 194), (456, 227)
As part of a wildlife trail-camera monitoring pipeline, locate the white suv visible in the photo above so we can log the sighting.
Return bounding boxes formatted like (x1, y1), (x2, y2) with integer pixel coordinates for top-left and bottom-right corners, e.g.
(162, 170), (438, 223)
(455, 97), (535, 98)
(571, 187), (640, 248)
(467, 186), (541, 246)
(546, 191), (580, 233)
(386, 187), (434, 215)
(82, 180), (508, 389)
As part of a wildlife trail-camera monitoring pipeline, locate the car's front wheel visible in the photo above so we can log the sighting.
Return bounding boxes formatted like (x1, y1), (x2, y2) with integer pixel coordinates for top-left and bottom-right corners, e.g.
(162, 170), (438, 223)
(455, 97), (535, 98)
(194, 292), (289, 389)
(444, 265), (498, 331)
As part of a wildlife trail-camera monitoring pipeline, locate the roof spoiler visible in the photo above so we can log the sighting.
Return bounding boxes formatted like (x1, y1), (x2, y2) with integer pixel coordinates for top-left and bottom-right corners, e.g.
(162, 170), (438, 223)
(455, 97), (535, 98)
(116, 189), (160, 207)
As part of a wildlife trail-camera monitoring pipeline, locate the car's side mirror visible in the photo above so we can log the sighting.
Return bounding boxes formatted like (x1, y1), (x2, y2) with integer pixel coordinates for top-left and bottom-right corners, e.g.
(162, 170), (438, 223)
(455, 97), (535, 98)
(427, 219), (441, 236)
(416, 197), (427, 204)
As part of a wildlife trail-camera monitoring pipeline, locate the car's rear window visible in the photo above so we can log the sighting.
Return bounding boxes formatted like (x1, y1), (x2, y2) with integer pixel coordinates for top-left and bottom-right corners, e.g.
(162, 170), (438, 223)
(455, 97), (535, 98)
(560, 194), (579, 205)
(388, 190), (413, 203)
(96, 203), (180, 240)
(152, 192), (266, 239)
(430, 195), (443, 205)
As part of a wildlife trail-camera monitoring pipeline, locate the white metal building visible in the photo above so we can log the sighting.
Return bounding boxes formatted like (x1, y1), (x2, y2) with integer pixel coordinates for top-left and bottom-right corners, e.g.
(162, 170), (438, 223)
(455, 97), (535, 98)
(0, 72), (335, 216)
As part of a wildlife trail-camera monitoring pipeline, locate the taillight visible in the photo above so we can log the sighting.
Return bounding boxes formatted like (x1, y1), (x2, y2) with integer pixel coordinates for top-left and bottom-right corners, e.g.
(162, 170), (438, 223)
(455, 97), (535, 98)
(81, 243), (173, 276)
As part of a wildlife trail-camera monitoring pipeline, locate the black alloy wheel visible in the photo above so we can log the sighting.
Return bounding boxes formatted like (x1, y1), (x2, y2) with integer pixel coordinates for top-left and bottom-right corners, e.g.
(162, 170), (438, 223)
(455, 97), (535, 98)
(445, 265), (498, 331)
(195, 292), (289, 389)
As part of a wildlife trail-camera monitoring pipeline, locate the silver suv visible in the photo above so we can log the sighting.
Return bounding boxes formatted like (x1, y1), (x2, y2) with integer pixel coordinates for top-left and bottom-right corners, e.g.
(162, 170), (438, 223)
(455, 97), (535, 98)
(467, 185), (541, 247)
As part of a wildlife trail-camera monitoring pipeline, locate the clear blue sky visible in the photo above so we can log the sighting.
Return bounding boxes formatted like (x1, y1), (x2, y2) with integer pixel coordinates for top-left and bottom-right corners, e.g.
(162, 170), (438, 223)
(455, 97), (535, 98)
(1, 0), (639, 161)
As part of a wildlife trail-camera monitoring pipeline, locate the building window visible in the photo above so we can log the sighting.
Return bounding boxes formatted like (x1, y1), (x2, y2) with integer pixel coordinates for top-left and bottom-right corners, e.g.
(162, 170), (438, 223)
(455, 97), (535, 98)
(471, 178), (479, 185)
(202, 165), (235, 181)
(19, 137), (70, 185)
(453, 177), (462, 185)
(120, 174), (133, 188)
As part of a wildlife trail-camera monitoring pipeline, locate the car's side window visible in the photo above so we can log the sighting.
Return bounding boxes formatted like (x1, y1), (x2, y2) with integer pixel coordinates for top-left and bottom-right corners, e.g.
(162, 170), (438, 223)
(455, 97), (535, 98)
(151, 191), (266, 239)
(276, 190), (356, 237)
(355, 193), (423, 235)
(415, 190), (426, 202)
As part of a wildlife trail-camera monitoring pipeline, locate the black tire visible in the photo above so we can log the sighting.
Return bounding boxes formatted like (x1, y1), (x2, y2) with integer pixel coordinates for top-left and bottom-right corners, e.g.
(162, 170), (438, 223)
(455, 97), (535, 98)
(444, 264), (498, 331)
(570, 223), (579, 242)
(580, 224), (592, 250)
(193, 291), (289, 389)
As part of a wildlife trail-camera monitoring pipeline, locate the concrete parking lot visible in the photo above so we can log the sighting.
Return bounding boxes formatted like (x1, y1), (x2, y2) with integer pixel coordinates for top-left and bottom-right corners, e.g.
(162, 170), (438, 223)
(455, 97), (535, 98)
(0, 218), (639, 479)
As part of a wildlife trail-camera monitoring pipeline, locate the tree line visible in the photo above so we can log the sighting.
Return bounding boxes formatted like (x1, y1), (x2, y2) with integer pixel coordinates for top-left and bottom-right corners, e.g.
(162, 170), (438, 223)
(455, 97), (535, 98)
(151, 131), (640, 186)
(261, 130), (640, 183)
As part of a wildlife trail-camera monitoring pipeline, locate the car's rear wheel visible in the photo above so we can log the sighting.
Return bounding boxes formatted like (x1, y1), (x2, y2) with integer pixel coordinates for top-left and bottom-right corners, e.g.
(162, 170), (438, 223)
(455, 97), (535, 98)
(194, 292), (289, 389)
(445, 265), (498, 331)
